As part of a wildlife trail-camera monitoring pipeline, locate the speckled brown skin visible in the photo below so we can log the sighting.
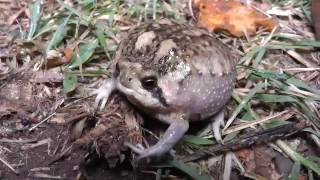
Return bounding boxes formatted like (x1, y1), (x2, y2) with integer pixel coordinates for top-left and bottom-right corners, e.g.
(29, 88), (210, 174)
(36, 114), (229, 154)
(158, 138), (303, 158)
(312, 0), (320, 40)
(94, 19), (238, 160)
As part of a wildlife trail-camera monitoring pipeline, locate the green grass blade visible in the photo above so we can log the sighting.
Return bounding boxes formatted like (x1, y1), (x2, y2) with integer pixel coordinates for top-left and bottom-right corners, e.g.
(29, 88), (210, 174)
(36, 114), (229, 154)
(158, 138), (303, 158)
(27, 0), (41, 40)
(294, 100), (320, 128)
(286, 77), (320, 96)
(63, 71), (78, 93)
(182, 135), (214, 146)
(300, 4), (312, 24)
(266, 40), (320, 50)
(287, 162), (301, 180)
(33, 21), (56, 39)
(256, 94), (298, 103)
(224, 82), (265, 130)
(46, 14), (71, 52)
(277, 140), (320, 176)
(239, 47), (260, 64)
(308, 169), (314, 180)
(253, 47), (266, 67)
(223, 131), (240, 141)
(295, 40), (320, 47)
(249, 68), (289, 80)
(94, 28), (111, 59)
(263, 120), (290, 129)
(152, 0), (158, 20)
(56, 0), (90, 23)
(68, 39), (99, 68)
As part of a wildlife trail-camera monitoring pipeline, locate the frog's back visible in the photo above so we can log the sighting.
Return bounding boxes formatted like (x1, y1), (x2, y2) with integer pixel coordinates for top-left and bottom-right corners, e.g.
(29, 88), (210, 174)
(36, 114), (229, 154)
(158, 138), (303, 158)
(117, 19), (237, 71)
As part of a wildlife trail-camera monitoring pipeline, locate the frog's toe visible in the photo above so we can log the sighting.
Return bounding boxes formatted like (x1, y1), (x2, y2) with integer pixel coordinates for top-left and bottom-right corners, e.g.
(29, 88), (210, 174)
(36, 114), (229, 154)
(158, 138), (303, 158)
(124, 142), (151, 162)
(92, 79), (116, 111)
(124, 142), (145, 154)
(92, 89), (107, 110)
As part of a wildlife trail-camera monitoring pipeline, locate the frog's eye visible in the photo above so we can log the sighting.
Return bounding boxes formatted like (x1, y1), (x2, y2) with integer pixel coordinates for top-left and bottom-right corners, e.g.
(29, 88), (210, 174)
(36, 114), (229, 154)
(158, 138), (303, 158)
(141, 76), (157, 90)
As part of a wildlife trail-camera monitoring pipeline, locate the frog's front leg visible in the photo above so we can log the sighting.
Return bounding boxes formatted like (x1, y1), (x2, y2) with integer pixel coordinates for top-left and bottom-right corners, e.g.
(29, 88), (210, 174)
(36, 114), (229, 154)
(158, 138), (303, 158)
(125, 117), (189, 161)
(93, 78), (116, 110)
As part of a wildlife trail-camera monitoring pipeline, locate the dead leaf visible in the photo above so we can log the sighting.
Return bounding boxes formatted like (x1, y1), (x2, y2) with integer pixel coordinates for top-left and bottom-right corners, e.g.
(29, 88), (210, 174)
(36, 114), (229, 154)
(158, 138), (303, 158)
(63, 47), (74, 61)
(236, 148), (256, 172)
(194, 0), (279, 37)
(43, 49), (72, 69)
(254, 146), (281, 180)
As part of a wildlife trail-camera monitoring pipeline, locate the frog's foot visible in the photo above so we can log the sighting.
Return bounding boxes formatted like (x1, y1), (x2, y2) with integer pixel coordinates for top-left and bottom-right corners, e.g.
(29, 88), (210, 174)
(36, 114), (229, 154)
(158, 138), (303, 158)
(125, 120), (189, 161)
(92, 79), (116, 111)
(211, 110), (225, 143)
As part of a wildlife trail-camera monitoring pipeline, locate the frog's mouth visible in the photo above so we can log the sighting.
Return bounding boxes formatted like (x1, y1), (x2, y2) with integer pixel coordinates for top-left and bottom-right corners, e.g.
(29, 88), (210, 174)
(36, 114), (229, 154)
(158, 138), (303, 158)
(115, 78), (169, 111)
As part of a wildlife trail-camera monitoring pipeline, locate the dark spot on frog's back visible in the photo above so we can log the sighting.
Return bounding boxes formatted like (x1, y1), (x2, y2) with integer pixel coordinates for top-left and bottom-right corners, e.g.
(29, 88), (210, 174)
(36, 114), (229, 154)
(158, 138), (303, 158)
(144, 45), (151, 53)
(155, 42), (161, 49)
(158, 55), (169, 65)
(136, 50), (143, 56)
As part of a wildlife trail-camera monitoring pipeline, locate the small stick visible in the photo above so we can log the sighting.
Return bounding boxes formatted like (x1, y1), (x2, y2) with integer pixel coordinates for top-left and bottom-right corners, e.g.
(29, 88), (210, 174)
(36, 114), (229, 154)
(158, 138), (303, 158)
(223, 110), (291, 134)
(0, 155), (20, 174)
(184, 122), (306, 162)
(0, 138), (38, 143)
(29, 96), (92, 131)
(287, 50), (319, 68)
(29, 112), (56, 132)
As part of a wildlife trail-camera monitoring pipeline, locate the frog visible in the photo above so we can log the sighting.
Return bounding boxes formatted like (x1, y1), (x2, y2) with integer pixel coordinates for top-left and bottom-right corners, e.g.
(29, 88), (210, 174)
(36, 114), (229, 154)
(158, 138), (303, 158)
(94, 19), (238, 161)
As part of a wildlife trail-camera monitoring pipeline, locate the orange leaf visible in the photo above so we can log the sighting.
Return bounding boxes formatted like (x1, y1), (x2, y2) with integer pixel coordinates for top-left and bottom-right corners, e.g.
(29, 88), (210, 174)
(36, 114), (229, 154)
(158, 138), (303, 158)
(63, 47), (74, 61)
(194, 0), (279, 37)
(42, 48), (73, 69)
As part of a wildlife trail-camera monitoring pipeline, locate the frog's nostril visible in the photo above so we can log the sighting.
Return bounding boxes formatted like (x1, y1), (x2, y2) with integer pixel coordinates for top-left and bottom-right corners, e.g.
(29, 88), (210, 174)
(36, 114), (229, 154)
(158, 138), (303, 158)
(128, 77), (132, 81)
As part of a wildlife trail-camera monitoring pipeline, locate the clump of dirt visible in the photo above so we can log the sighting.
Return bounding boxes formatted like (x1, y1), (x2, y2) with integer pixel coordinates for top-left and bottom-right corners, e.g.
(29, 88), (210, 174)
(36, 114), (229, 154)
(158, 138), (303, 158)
(73, 93), (144, 168)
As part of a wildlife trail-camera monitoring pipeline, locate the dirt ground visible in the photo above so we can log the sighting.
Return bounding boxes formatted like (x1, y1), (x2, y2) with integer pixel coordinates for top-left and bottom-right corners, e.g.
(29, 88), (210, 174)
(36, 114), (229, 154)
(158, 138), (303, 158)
(0, 70), (145, 179)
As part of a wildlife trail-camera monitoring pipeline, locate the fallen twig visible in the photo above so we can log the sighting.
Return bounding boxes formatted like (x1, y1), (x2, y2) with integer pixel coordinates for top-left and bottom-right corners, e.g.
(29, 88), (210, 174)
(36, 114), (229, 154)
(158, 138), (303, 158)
(0, 155), (19, 175)
(0, 138), (38, 143)
(29, 96), (92, 131)
(184, 122), (306, 162)
(21, 138), (52, 150)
